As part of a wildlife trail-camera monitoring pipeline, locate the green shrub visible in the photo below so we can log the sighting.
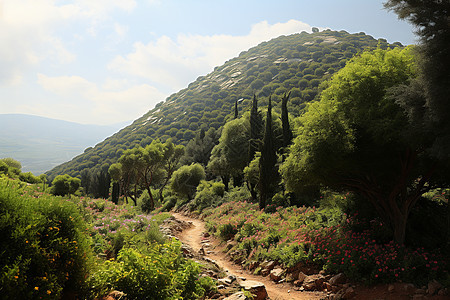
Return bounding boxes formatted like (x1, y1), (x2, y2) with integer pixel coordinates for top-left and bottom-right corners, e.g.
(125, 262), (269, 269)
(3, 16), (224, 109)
(190, 180), (225, 212)
(88, 240), (205, 300)
(0, 179), (92, 299)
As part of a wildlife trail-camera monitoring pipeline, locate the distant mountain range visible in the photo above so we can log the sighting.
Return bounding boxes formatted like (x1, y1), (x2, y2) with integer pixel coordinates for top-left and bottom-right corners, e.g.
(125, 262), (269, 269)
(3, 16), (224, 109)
(0, 114), (129, 174)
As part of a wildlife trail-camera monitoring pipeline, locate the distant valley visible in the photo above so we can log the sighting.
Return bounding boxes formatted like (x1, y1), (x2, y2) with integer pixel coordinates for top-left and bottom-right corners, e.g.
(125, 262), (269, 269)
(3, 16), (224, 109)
(0, 114), (129, 174)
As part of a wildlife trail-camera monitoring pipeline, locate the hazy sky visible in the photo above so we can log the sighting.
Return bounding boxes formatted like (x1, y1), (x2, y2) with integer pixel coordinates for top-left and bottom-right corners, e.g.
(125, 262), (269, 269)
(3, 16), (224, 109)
(1, 0), (416, 125)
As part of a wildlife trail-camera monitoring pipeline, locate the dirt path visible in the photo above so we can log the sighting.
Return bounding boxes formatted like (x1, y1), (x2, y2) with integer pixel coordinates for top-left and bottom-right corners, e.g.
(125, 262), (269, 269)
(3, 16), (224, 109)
(171, 212), (325, 300)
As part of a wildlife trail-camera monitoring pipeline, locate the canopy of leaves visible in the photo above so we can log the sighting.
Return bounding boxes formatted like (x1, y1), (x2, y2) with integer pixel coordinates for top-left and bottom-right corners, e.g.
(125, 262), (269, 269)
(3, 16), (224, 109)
(46, 30), (401, 182)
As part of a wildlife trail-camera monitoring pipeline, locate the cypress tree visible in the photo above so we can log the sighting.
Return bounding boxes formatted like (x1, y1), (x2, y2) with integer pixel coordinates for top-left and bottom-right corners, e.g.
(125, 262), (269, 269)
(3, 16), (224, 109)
(234, 100), (239, 119)
(281, 91), (293, 148)
(259, 96), (277, 209)
(248, 94), (263, 163)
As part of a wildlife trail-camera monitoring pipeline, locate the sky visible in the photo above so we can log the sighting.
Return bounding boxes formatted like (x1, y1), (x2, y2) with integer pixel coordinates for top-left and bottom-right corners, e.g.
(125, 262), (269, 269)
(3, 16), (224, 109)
(0, 0), (417, 126)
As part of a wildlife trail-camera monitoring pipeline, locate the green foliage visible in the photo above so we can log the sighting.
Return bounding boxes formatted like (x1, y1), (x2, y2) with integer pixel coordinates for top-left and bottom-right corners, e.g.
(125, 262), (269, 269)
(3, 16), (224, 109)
(46, 30), (391, 184)
(170, 163), (206, 200)
(19, 172), (41, 184)
(208, 117), (250, 179)
(51, 174), (81, 196)
(0, 179), (92, 299)
(88, 240), (207, 300)
(189, 180), (225, 212)
(281, 47), (431, 244)
(1, 157), (22, 170)
(204, 199), (449, 284)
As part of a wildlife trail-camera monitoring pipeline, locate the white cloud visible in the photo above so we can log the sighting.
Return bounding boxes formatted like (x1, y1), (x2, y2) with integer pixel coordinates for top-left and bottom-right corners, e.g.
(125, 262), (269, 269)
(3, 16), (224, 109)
(37, 73), (166, 125)
(0, 0), (136, 86)
(108, 19), (312, 91)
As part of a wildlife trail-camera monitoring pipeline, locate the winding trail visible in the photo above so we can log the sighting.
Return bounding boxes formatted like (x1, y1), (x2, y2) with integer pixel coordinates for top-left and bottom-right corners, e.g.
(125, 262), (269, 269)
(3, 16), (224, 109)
(171, 212), (325, 300)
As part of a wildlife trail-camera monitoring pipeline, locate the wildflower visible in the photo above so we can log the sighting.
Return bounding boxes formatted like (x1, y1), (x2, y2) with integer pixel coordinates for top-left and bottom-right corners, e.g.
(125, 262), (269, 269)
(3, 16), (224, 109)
(34, 287), (39, 291)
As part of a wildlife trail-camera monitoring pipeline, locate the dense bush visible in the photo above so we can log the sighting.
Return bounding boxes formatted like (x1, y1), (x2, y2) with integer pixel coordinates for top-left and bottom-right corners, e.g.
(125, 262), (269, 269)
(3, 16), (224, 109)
(189, 180), (225, 212)
(88, 240), (206, 300)
(203, 200), (449, 285)
(0, 179), (92, 299)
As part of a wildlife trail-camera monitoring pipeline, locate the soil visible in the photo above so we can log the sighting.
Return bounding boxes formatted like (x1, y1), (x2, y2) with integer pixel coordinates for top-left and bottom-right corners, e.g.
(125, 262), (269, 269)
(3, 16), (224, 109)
(171, 212), (450, 300)
(172, 212), (325, 300)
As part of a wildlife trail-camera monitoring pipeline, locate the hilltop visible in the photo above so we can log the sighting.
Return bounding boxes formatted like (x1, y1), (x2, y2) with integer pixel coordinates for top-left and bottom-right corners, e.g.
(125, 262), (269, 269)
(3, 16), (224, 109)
(46, 30), (401, 182)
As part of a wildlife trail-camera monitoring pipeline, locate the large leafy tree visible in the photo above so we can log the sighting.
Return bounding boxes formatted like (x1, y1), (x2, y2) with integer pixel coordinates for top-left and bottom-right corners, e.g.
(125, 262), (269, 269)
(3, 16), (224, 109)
(170, 163), (206, 200)
(207, 117), (250, 186)
(385, 0), (450, 158)
(281, 47), (444, 245)
(109, 139), (184, 209)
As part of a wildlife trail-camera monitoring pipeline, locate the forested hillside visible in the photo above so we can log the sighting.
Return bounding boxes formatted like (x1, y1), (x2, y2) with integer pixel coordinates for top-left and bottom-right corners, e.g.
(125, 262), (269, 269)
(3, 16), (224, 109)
(46, 30), (401, 186)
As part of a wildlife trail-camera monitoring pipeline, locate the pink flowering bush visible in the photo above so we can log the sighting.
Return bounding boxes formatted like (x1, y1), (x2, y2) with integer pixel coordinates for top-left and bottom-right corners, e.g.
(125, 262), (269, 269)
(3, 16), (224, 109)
(203, 200), (449, 285)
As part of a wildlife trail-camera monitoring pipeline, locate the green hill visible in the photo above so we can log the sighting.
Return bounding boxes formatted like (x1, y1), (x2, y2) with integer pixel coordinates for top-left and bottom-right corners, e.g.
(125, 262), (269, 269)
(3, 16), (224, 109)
(46, 30), (402, 183)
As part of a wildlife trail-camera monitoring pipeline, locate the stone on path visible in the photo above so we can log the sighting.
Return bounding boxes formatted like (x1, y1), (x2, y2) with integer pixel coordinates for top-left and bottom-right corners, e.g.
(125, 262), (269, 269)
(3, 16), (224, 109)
(239, 280), (268, 300)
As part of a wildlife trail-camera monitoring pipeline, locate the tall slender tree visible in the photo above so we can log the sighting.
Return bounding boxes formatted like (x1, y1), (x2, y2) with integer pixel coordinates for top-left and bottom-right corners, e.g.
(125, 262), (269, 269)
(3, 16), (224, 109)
(248, 94), (263, 163)
(281, 91), (293, 148)
(259, 96), (277, 209)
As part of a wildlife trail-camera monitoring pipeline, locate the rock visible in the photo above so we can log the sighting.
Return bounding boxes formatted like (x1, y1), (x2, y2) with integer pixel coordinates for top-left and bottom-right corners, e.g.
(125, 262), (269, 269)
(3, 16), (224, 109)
(303, 274), (325, 291)
(260, 268), (271, 277)
(438, 288), (448, 296)
(329, 273), (346, 285)
(204, 257), (220, 268)
(269, 268), (285, 282)
(343, 287), (355, 299)
(400, 283), (416, 294)
(106, 291), (126, 299)
(248, 261), (259, 271)
(285, 273), (295, 282)
(217, 284), (226, 289)
(412, 295), (424, 300)
(293, 280), (302, 287)
(388, 284), (395, 293)
(415, 289), (426, 295)
(324, 282), (333, 291)
(203, 232), (210, 237)
(218, 278), (231, 286)
(319, 270), (326, 275)
(260, 260), (276, 270)
(224, 292), (247, 300)
(428, 280), (443, 295)
(181, 245), (194, 257)
(239, 280), (268, 300)
(298, 271), (307, 283)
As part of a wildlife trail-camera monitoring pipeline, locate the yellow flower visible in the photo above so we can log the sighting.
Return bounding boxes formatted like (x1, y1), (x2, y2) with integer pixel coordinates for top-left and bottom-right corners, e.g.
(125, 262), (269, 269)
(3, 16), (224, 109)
(34, 287), (39, 291)
(47, 290), (51, 295)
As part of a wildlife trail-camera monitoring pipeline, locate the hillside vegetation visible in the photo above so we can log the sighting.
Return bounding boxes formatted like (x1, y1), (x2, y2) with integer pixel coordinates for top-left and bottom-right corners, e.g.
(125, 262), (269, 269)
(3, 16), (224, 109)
(46, 30), (399, 184)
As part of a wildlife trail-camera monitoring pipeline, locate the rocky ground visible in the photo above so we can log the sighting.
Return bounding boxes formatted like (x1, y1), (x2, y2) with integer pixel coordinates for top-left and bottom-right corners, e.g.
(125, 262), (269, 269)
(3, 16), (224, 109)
(162, 213), (450, 300)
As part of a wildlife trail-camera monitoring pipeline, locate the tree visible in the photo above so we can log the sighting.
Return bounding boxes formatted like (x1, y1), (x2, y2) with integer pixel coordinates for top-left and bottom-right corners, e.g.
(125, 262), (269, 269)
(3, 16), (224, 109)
(385, 0), (450, 244)
(207, 117), (249, 186)
(181, 128), (219, 168)
(281, 47), (442, 245)
(248, 94), (263, 163)
(281, 91), (293, 148)
(259, 96), (278, 209)
(170, 163), (205, 200)
(157, 139), (185, 202)
(51, 174), (81, 196)
(0, 158), (21, 170)
(109, 139), (183, 210)
(384, 0), (450, 158)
